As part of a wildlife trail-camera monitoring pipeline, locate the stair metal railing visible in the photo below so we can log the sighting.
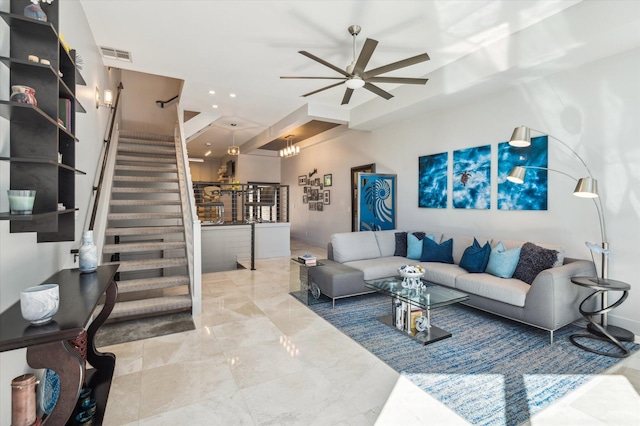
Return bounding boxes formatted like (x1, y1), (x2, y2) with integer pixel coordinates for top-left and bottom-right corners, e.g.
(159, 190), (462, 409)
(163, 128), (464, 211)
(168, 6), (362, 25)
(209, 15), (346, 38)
(71, 82), (123, 261)
(89, 82), (124, 231)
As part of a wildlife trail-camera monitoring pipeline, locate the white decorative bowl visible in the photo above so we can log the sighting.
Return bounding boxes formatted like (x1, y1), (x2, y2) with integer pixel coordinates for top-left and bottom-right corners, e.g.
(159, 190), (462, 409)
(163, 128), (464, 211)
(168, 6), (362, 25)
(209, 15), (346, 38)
(20, 284), (59, 325)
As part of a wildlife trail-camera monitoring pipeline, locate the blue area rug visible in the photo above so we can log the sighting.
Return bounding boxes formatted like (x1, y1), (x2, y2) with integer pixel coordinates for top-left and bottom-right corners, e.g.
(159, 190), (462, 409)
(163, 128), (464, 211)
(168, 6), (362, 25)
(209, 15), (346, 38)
(307, 293), (638, 425)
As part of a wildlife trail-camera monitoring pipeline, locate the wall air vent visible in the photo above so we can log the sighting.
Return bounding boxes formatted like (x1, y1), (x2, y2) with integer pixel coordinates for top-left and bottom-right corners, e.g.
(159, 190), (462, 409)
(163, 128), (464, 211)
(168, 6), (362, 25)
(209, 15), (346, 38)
(99, 46), (133, 62)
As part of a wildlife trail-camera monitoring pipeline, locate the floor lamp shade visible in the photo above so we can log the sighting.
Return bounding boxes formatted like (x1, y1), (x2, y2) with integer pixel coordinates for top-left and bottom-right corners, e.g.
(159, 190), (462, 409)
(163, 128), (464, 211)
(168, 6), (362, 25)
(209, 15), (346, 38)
(574, 177), (599, 198)
(509, 126), (531, 147)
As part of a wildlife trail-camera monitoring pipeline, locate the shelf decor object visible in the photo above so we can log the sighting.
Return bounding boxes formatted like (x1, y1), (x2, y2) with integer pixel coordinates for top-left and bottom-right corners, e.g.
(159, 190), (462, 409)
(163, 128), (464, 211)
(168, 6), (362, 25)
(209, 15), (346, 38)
(7, 190), (36, 214)
(20, 283), (59, 325)
(78, 230), (98, 273)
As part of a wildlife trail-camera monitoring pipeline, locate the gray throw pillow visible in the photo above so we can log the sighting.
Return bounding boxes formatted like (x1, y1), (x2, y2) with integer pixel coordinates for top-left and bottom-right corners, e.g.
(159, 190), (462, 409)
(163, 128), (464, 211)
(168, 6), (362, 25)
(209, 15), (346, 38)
(512, 242), (558, 285)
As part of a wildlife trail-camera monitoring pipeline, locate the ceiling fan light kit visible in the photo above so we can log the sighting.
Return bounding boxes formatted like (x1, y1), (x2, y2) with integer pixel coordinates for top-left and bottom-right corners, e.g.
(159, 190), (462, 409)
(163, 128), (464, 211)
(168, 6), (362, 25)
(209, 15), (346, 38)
(281, 25), (430, 105)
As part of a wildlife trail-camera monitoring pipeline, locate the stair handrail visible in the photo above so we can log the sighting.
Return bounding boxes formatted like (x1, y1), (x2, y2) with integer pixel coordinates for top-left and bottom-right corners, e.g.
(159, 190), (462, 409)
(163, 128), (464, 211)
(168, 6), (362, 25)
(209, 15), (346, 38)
(174, 111), (202, 317)
(89, 82), (123, 231)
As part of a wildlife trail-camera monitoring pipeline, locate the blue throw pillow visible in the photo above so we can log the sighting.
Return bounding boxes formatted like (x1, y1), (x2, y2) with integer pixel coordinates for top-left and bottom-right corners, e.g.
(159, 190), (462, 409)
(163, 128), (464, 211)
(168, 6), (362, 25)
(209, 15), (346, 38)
(421, 237), (454, 263)
(407, 233), (422, 260)
(485, 242), (522, 278)
(459, 238), (491, 273)
(407, 233), (435, 260)
(394, 232), (408, 257)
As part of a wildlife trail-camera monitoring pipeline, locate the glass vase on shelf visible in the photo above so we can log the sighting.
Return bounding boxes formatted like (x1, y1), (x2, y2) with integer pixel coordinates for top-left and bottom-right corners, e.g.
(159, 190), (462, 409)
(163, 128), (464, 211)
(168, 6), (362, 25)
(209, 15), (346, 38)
(23, 0), (53, 22)
(78, 230), (98, 273)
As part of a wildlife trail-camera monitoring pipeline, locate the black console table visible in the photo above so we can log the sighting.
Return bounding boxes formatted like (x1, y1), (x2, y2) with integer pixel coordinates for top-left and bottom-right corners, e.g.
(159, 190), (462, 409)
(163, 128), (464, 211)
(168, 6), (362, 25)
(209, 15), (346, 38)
(0, 264), (119, 425)
(569, 276), (633, 358)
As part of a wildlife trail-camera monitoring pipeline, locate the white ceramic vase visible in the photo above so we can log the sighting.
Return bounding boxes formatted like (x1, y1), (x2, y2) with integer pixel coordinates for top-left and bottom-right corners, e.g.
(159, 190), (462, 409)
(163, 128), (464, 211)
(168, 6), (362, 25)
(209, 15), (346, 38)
(79, 230), (98, 273)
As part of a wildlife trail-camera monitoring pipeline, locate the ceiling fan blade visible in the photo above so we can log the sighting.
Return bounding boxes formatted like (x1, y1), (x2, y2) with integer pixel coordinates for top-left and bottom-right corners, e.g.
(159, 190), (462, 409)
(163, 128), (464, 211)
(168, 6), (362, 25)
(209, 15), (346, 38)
(299, 51), (351, 77)
(367, 76), (429, 85)
(281, 76), (347, 80)
(363, 53), (430, 79)
(301, 81), (346, 97)
(363, 82), (393, 100)
(353, 38), (378, 75)
(341, 88), (354, 105)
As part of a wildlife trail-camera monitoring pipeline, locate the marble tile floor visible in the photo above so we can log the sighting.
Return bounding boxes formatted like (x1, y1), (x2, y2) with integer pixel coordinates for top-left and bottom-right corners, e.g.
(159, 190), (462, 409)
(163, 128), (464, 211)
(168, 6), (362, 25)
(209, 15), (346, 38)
(101, 240), (640, 425)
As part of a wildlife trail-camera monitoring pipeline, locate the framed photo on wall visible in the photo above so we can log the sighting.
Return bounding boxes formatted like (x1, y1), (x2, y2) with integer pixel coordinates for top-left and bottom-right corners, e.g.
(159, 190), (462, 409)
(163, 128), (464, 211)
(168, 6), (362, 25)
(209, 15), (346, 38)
(323, 190), (330, 205)
(302, 194), (308, 204)
(324, 174), (332, 187)
(298, 175), (307, 186)
(317, 201), (324, 211)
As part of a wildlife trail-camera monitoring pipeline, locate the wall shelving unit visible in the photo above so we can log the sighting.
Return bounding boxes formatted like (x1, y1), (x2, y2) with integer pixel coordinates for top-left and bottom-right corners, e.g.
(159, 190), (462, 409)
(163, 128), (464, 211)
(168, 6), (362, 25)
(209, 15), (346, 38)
(0, 0), (86, 242)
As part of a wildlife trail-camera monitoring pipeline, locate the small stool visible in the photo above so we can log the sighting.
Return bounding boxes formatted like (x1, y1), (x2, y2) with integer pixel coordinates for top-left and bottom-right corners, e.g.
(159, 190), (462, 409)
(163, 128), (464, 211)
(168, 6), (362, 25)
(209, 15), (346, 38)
(201, 202), (224, 224)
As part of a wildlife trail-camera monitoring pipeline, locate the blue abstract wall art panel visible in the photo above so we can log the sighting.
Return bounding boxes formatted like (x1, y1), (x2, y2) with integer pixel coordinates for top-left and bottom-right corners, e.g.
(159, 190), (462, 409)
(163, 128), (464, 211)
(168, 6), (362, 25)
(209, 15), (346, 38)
(358, 173), (396, 231)
(453, 145), (491, 209)
(497, 135), (549, 210)
(418, 152), (448, 208)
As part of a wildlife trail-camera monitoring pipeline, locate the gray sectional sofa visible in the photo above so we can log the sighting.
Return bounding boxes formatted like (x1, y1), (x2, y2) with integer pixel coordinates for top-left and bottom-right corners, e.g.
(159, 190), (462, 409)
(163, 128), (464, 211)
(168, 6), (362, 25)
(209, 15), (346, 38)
(311, 230), (595, 342)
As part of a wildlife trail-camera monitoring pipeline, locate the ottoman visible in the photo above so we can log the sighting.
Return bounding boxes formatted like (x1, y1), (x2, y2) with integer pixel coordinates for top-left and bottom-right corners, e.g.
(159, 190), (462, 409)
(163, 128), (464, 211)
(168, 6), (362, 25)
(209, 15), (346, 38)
(309, 260), (372, 308)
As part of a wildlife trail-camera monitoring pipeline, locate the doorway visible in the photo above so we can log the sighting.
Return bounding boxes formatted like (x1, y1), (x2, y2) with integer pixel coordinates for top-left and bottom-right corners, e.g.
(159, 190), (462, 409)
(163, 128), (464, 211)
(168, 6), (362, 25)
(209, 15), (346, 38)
(351, 163), (376, 231)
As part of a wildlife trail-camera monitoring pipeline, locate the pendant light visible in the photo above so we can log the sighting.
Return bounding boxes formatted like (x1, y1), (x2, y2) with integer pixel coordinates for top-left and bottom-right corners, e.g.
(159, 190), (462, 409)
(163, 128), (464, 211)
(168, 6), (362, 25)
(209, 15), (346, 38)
(279, 135), (299, 158)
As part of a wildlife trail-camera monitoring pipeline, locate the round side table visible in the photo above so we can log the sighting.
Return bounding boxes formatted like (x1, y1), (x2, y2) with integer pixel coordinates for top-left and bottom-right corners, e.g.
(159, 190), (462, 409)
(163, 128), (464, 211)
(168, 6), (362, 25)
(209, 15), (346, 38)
(569, 276), (633, 358)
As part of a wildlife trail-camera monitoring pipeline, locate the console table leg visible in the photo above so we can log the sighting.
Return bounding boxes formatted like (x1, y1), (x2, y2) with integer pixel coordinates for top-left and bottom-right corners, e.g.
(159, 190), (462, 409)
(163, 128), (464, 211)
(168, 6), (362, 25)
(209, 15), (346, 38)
(27, 340), (84, 425)
(87, 279), (117, 371)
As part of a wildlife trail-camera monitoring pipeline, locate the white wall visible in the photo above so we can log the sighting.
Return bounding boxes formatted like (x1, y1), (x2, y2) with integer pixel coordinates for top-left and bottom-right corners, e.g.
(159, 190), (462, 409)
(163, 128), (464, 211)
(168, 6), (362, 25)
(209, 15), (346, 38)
(0, 2), (111, 423)
(283, 48), (640, 335)
(190, 158), (221, 182)
(236, 150), (281, 184)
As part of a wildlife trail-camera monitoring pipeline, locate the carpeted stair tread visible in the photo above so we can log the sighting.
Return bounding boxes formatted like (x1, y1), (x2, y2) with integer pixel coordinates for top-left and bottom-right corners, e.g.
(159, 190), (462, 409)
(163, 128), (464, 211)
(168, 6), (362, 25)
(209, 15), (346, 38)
(107, 212), (183, 220)
(112, 187), (179, 193)
(110, 199), (182, 206)
(115, 165), (178, 172)
(116, 155), (176, 164)
(103, 241), (186, 254)
(119, 130), (174, 142)
(115, 275), (190, 293)
(113, 176), (179, 183)
(105, 226), (184, 236)
(103, 257), (187, 272)
(104, 295), (192, 319)
(119, 137), (175, 147)
(118, 145), (176, 155)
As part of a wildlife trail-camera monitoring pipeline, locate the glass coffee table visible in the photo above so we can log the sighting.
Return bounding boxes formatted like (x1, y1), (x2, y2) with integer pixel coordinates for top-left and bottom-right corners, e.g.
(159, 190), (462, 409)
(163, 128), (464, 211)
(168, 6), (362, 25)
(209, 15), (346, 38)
(365, 277), (469, 345)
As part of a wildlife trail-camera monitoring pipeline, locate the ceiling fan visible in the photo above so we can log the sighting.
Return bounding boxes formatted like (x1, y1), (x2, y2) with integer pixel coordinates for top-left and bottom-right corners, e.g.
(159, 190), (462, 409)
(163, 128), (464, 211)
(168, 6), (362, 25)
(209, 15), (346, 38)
(281, 25), (430, 105)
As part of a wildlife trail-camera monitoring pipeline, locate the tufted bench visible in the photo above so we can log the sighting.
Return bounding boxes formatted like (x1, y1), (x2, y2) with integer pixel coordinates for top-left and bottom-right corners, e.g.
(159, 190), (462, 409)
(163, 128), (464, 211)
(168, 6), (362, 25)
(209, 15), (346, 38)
(309, 260), (372, 308)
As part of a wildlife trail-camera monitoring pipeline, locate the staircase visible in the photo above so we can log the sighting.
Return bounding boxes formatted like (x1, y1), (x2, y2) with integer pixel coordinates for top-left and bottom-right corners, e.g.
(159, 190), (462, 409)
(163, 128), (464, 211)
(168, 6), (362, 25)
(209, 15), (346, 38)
(102, 130), (192, 321)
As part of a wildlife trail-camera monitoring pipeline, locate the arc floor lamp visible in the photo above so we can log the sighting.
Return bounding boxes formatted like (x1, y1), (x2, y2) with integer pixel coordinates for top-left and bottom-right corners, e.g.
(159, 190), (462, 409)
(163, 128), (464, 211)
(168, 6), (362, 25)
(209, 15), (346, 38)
(506, 126), (633, 355)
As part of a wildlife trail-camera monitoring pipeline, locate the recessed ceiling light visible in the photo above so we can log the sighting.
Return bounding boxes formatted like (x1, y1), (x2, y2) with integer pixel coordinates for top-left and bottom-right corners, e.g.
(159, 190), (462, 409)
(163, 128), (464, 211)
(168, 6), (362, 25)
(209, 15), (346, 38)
(229, 93), (236, 98)
(206, 142), (211, 146)
(205, 150), (211, 156)
(212, 104), (218, 108)
(208, 90), (215, 95)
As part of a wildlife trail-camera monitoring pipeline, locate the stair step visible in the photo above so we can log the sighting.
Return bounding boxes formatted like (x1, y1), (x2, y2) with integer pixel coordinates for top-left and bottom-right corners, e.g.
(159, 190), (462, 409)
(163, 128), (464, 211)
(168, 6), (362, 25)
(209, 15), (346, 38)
(119, 131), (174, 142)
(110, 199), (182, 206)
(107, 212), (183, 221)
(116, 155), (176, 164)
(103, 241), (186, 254)
(113, 176), (179, 183)
(118, 145), (176, 155)
(104, 257), (187, 272)
(115, 276), (191, 293)
(105, 226), (184, 237)
(105, 295), (192, 319)
(119, 137), (175, 147)
(115, 165), (178, 173)
(112, 187), (179, 194)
